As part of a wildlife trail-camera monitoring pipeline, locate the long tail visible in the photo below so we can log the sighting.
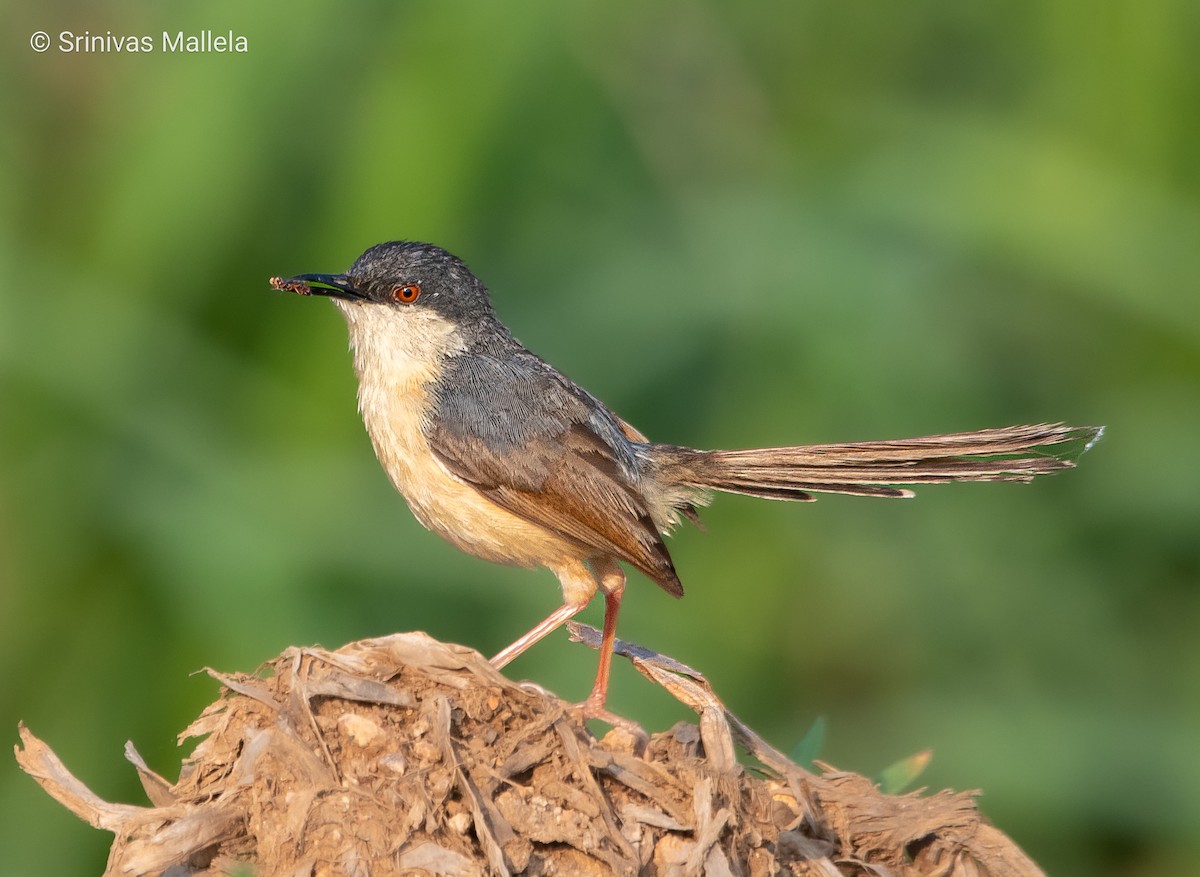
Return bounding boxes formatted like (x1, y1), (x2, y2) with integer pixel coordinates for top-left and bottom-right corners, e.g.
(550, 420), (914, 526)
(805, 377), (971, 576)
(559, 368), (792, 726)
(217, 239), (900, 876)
(658, 423), (1103, 501)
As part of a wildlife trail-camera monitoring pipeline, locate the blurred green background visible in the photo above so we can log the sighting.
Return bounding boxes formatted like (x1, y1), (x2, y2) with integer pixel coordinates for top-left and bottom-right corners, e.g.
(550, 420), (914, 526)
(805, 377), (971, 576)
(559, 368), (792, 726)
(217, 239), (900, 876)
(3, 2), (1197, 874)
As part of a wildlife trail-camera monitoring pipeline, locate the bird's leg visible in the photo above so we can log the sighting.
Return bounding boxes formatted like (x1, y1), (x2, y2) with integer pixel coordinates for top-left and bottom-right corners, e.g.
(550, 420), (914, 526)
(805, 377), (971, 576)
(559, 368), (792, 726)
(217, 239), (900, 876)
(492, 558), (600, 668)
(581, 557), (626, 718)
(490, 601), (587, 669)
(492, 557), (641, 736)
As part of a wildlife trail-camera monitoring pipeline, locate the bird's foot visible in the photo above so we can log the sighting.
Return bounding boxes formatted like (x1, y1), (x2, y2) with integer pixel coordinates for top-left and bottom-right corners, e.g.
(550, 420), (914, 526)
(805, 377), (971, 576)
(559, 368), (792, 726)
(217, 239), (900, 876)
(572, 693), (648, 749)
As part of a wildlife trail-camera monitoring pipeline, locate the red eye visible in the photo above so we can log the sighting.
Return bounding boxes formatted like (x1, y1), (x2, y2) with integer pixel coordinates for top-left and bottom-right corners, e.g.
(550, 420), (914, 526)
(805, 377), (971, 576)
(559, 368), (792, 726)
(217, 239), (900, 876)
(392, 284), (421, 303)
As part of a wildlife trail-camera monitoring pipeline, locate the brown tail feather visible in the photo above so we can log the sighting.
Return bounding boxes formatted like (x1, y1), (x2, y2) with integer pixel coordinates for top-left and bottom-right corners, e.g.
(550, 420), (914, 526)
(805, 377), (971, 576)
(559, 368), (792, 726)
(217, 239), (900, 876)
(658, 423), (1103, 502)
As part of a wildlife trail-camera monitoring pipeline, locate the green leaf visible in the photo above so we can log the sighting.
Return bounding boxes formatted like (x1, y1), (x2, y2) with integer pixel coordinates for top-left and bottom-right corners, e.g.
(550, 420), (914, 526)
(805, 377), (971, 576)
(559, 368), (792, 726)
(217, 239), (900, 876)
(877, 748), (933, 795)
(788, 716), (827, 769)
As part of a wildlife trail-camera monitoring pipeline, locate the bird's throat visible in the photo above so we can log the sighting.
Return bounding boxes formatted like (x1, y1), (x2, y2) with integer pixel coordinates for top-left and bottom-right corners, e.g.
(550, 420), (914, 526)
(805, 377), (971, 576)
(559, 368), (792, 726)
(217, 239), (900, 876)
(334, 299), (466, 398)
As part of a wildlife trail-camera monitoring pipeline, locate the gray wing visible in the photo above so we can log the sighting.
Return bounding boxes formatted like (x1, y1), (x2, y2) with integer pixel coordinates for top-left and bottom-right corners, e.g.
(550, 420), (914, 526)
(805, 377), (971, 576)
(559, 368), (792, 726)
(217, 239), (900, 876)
(426, 347), (683, 596)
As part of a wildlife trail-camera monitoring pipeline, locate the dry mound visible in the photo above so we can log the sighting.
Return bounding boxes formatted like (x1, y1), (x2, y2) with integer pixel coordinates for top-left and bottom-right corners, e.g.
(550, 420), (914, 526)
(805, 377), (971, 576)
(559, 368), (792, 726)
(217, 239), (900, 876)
(17, 631), (1043, 876)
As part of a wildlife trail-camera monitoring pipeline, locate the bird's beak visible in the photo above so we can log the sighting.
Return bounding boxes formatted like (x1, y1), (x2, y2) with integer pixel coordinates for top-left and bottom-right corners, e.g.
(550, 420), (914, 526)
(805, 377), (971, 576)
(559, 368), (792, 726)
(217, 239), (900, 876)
(269, 273), (368, 300)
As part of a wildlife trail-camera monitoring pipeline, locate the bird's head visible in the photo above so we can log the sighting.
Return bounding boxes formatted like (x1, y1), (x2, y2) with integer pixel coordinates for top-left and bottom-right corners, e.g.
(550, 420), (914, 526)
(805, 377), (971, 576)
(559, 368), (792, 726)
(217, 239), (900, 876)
(272, 241), (502, 374)
(272, 241), (497, 327)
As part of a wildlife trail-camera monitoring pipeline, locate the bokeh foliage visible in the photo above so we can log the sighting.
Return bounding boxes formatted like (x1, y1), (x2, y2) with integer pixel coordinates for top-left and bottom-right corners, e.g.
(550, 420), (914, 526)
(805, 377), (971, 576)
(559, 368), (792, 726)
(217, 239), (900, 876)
(3, 2), (1197, 874)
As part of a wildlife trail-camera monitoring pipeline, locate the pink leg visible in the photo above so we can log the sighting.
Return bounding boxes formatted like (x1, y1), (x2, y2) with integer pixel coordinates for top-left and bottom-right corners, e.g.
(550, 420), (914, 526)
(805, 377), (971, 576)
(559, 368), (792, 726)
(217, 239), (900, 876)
(491, 601), (587, 669)
(582, 557), (626, 715)
(491, 557), (640, 734)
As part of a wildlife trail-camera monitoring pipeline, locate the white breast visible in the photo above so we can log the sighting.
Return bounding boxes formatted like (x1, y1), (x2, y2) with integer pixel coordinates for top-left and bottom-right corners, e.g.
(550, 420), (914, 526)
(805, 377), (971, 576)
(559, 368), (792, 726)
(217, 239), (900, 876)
(334, 300), (581, 571)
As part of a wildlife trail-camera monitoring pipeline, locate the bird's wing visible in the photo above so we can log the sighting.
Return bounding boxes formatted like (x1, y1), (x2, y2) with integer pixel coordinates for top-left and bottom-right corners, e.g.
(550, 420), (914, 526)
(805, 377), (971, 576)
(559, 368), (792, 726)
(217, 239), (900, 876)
(426, 349), (683, 596)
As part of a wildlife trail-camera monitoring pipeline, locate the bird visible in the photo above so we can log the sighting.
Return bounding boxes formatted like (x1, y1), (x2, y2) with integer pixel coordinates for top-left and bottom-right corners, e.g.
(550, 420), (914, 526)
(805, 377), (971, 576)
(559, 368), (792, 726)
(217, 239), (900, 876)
(270, 241), (1102, 721)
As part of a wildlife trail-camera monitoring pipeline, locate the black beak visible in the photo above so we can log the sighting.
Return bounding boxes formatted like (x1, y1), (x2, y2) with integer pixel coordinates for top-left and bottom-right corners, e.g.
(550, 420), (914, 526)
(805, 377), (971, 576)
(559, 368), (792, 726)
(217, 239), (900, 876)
(270, 273), (368, 300)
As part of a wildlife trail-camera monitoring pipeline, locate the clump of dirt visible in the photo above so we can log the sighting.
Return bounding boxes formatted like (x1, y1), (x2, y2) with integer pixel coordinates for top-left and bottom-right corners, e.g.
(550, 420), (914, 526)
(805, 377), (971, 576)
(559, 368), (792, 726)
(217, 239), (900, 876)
(16, 630), (1045, 876)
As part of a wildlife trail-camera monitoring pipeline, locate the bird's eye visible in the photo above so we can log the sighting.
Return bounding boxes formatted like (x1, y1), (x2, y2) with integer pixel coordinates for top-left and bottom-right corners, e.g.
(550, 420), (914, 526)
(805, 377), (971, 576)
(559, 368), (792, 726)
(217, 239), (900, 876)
(391, 284), (421, 303)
